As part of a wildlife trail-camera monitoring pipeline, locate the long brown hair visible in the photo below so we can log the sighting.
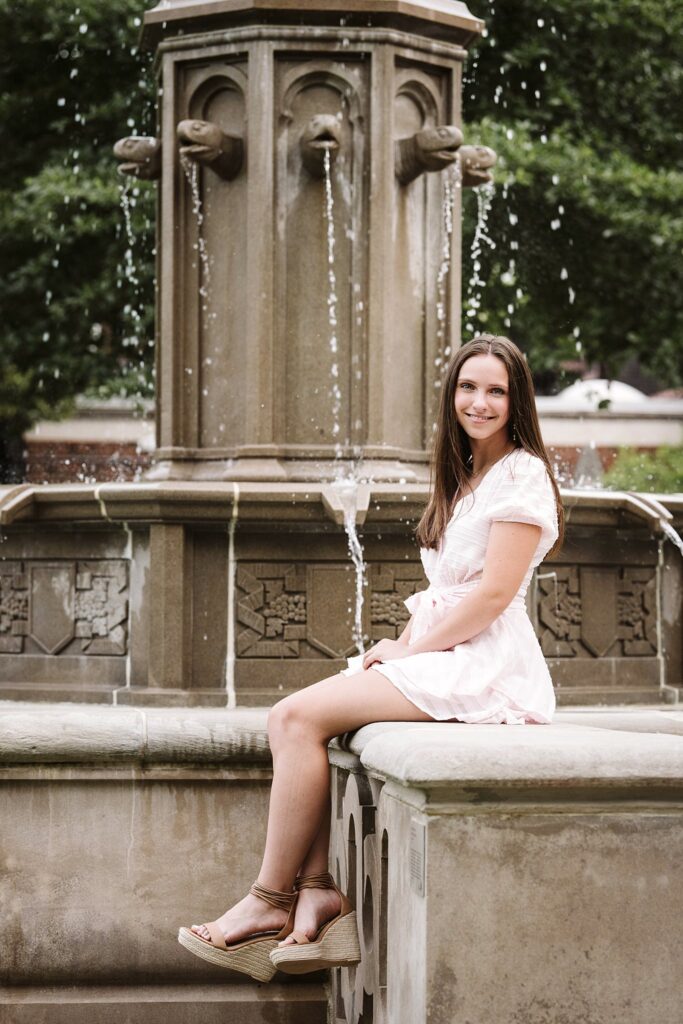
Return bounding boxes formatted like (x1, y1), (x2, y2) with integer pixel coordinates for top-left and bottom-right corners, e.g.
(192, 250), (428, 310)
(416, 334), (564, 556)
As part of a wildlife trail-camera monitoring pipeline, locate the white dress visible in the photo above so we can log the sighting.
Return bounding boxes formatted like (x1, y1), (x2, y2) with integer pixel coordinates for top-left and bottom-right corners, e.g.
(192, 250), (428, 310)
(343, 449), (559, 724)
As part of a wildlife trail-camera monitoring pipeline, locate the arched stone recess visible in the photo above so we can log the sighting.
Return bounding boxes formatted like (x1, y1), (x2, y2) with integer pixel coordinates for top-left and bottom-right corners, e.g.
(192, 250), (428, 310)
(274, 64), (368, 451)
(178, 66), (249, 449)
(332, 765), (387, 1024)
(392, 69), (456, 448)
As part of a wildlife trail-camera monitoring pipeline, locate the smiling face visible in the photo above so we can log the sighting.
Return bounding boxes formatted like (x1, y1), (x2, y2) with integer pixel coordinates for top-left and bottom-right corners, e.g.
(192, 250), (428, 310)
(454, 353), (511, 443)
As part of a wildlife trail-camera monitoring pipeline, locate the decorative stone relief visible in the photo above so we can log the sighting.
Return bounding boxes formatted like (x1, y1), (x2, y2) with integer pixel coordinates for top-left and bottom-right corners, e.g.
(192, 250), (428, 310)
(236, 563), (308, 657)
(236, 562), (427, 659)
(618, 568), (658, 656)
(538, 564), (657, 658)
(367, 563), (425, 642)
(0, 563), (28, 654)
(330, 764), (387, 1024)
(0, 560), (128, 656)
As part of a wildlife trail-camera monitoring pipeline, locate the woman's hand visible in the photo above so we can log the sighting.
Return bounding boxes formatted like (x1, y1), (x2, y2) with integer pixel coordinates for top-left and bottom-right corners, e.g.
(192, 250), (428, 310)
(362, 639), (411, 671)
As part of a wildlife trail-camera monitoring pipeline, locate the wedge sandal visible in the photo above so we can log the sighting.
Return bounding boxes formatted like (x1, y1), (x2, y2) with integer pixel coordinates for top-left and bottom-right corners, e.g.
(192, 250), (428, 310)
(178, 881), (297, 983)
(269, 871), (361, 974)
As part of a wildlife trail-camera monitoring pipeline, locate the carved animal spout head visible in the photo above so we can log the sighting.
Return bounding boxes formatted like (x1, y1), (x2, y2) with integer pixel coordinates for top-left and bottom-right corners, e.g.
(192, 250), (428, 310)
(113, 136), (161, 180)
(395, 125), (464, 186)
(176, 119), (244, 181)
(457, 145), (497, 188)
(300, 114), (342, 177)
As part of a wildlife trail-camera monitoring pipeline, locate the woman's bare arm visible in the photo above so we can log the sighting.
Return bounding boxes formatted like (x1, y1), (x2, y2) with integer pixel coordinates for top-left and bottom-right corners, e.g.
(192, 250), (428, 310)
(362, 521), (541, 668)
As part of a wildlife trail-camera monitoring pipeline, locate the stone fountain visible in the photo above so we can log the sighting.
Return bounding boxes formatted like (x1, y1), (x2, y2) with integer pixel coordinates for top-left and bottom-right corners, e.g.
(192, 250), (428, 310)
(1, 4), (682, 1023)
(123, 0), (492, 485)
(0, 0), (507, 708)
(1, 0), (678, 709)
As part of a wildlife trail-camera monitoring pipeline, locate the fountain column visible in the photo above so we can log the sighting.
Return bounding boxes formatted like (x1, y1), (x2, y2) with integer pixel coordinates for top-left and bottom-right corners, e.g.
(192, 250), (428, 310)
(140, 0), (484, 482)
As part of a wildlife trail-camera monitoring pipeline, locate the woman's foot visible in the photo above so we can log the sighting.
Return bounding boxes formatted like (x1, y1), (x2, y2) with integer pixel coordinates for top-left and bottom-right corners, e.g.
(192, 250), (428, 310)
(278, 884), (341, 945)
(191, 891), (288, 945)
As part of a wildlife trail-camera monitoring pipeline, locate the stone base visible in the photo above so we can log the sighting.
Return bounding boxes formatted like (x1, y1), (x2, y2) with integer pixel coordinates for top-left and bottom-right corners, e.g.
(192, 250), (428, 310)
(2, 705), (682, 1022)
(330, 710), (683, 1024)
(0, 984), (326, 1024)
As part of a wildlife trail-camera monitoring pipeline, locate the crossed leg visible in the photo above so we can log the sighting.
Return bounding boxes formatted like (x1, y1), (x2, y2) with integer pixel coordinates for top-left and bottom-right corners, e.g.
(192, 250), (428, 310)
(191, 668), (433, 943)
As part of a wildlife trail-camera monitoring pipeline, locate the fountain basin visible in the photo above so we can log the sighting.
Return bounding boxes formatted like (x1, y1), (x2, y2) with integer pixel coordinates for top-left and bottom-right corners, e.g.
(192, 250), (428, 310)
(0, 483), (680, 708)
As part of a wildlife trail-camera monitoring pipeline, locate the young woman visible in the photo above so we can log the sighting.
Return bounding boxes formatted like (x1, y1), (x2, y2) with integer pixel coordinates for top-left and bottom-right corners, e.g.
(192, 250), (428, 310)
(178, 334), (564, 980)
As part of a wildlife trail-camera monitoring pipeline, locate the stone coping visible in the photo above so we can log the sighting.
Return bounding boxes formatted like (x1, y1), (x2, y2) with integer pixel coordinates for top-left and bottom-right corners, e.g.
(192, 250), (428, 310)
(1, 707), (682, 791)
(0, 705), (271, 764)
(1, 480), (681, 528)
(337, 713), (683, 795)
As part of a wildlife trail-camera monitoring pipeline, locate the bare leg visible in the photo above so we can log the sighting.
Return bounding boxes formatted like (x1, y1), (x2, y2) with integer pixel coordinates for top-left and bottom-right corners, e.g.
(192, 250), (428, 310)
(192, 669), (432, 942)
(281, 795), (340, 944)
(299, 799), (332, 877)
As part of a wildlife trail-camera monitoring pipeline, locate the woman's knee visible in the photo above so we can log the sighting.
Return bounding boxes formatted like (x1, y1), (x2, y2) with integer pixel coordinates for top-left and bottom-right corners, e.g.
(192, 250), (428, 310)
(267, 693), (314, 746)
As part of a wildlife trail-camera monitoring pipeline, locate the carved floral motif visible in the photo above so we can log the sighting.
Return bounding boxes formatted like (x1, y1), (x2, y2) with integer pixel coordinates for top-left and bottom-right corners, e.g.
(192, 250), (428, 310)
(236, 561), (427, 657)
(537, 564), (657, 658)
(0, 560), (128, 656)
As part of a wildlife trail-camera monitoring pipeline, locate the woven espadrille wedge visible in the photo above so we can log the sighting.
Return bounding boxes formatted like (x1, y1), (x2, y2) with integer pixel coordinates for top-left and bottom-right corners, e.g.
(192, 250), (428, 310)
(178, 881), (297, 983)
(269, 871), (361, 974)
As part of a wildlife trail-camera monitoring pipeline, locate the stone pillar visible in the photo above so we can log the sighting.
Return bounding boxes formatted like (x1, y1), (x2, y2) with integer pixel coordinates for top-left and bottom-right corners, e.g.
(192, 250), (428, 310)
(141, 1), (483, 482)
(148, 523), (190, 689)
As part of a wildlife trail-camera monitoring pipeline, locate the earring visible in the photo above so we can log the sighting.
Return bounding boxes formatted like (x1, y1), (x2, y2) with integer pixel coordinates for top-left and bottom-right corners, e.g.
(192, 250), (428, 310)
(512, 422), (518, 443)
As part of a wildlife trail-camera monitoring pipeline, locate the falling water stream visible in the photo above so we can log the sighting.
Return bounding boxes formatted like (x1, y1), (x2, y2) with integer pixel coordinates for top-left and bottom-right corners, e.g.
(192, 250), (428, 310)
(464, 181), (496, 335)
(660, 520), (683, 557)
(330, 477), (367, 654)
(118, 181), (144, 349)
(434, 162), (460, 381)
(323, 146), (367, 654)
(180, 156), (212, 322)
(323, 148), (343, 458)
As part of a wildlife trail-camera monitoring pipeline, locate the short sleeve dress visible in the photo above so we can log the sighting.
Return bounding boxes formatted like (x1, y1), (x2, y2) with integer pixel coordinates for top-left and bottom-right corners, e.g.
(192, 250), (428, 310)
(342, 448), (559, 724)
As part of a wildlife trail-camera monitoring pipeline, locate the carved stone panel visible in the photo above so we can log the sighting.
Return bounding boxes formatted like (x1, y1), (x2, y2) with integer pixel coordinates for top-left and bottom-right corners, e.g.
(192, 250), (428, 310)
(28, 564), (76, 654)
(307, 566), (360, 659)
(538, 564), (657, 659)
(0, 560), (128, 657)
(236, 561), (427, 662)
(368, 562), (426, 641)
(236, 563), (308, 658)
(0, 562), (28, 654)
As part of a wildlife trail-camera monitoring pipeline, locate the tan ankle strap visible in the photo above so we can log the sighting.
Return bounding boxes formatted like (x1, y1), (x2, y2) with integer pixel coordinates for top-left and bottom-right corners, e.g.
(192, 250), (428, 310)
(250, 881), (297, 911)
(295, 871), (336, 891)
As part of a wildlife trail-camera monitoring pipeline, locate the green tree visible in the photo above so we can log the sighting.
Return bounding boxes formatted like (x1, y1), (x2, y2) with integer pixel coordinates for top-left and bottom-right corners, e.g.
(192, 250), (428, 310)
(603, 446), (683, 492)
(0, 0), (155, 479)
(462, 0), (683, 391)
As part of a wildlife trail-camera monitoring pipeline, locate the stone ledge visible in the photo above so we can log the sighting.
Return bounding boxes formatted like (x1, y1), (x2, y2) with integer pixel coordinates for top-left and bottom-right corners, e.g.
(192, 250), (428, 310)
(334, 711), (683, 797)
(2, 705), (682, 793)
(0, 704), (270, 764)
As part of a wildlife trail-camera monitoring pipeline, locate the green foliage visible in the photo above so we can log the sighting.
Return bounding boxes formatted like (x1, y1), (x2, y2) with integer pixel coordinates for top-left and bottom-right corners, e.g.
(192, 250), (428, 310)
(0, 0), (155, 468)
(462, 0), (683, 390)
(602, 446), (683, 492)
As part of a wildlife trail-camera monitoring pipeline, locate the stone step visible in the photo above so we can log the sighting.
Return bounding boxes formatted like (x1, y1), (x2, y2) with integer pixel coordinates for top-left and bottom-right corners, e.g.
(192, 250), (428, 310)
(0, 983), (327, 1024)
